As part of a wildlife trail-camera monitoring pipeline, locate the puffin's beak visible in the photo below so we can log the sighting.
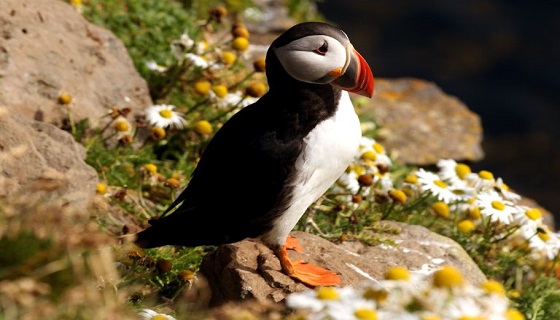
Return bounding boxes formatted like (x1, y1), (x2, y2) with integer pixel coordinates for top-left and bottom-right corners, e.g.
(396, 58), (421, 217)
(333, 44), (374, 98)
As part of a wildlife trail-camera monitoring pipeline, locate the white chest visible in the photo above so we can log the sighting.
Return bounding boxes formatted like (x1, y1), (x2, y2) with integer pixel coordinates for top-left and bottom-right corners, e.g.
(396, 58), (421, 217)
(262, 91), (362, 246)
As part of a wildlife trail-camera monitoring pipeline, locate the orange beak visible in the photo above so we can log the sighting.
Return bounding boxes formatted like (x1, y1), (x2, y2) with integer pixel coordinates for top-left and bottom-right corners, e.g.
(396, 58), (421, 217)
(333, 46), (374, 98)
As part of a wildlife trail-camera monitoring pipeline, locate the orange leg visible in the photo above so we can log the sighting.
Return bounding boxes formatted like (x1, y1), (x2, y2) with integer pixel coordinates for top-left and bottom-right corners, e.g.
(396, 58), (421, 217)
(275, 236), (341, 287)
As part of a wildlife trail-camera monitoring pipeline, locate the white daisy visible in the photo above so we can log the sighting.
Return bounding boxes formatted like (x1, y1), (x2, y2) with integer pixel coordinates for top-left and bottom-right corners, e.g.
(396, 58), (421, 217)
(145, 104), (187, 129)
(465, 170), (496, 191)
(475, 190), (518, 225)
(436, 159), (471, 189)
(185, 53), (212, 69)
(416, 168), (461, 203)
(494, 177), (522, 202)
(209, 90), (257, 110)
(526, 226), (560, 260)
(145, 60), (167, 73)
(138, 308), (176, 320)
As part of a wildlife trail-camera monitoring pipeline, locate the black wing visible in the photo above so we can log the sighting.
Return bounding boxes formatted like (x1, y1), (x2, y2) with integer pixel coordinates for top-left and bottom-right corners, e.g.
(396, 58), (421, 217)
(134, 93), (306, 248)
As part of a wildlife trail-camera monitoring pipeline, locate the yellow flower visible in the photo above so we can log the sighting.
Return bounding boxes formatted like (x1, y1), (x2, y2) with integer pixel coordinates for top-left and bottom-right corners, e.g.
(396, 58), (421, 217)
(58, 92), (73, 104)
(467, 206), (481, 220)
(525, 208), (542, 220)
(194, 80), (211, 96)
(253, 57), (266, 72)
(481, 279), (505, 295)
(361, 150), (377, 161)
(431, 201), (450, 218)
(384, 266), (410, 280)
(114, 119), (130, 132)
(404, 174), (418, 184)
(245, 82), (267, 98)
(232, 37), (249, 51)
(221, 51), (237, 65)
(232, 24), (250, 38)
(144, 163), (158, 175)
(505, 309), (525, 320)
(211, 85), (228, 98)
(150, 127), (166, 140)
(433, 265), (464, 288)
(478, 170), (494, 180)
(96, 182), (107, 195)
(455, 163), (471, 179)
(389, 189), (407, 204)
(194, 120), (213, 135)
(354, 309), (377, 320)
(316, 287), (339, 300)
(457, 220), (475, 234)
(362, 288), (387, 302)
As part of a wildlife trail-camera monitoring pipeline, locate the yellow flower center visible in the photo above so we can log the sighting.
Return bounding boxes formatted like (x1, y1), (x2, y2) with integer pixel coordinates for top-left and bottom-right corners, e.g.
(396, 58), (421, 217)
(194, 80), (211, 96)
(384, 266), (410, 280)
(361, 150), (377, 161)
(525, 208), (542, 220)
(246, 82), (267, 98)
(232, 37), (249, 51)
(457, 220), (475, 234)
(316, 287), (339, 300)
(404, 174), (418, 184)
(373, 142), (384, 153)
(194, 120), (213, 135)
(537, 230), (551, 241)
(481, 280), (505, 295)
(478, 170), (494, 180)
(505, 308), (525, 320)
(114, 120), (129, 132)
(491, 201), (505, 211)
(433, 266), (464, 288)
(467, 206), (481, 220)
(422, 317), (441, 320)
(434, 180), (447, 188)
(362, 288), (387, 302)
(96, 182), (107, 195)
(432, 201), (450, 218)
(212, 85), (228, 98)
(221, 51), (236, 65)
(501, 182), (511, 191)
(455, 163), (471, 179)
(150, 127), (166, 140)
(58, 92), (73, 104)
(144, 163), (158, 175)
(389, 189), (407, 205)
(253, 57), (266, 72)
(151, 315), (169, 320)
(159, 109), (173, 119)
(354, 309), (377, 320)
(459, 317), (485, 320)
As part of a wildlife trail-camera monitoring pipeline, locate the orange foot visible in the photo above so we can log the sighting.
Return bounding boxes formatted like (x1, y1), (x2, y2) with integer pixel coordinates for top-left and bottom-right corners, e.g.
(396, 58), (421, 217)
(276, 237), (341, 287)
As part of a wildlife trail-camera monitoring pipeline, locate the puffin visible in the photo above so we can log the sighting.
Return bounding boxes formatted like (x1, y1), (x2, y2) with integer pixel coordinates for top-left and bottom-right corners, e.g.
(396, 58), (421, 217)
(133, 22), (374, 287)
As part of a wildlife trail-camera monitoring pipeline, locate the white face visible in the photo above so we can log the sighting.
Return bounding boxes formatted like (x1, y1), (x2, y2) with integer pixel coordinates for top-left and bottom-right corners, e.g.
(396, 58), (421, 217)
(273, 35), (349, 84)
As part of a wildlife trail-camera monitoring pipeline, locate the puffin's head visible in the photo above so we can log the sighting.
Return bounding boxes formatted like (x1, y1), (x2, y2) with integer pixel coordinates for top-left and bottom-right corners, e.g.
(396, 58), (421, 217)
(269, 22), (374, 98)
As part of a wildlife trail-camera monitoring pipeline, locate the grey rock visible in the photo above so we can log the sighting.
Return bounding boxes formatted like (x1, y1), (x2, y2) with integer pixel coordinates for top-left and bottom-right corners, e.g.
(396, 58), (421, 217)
(0, 108), (98, 210)
(0, 0), (152, 127)
(199, 221), (485, 307)
(360, 78), (484, 165)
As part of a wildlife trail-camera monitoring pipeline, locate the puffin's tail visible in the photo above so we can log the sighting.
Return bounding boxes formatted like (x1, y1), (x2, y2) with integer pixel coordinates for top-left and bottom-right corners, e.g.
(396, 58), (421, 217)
(132, 224), (170, 248)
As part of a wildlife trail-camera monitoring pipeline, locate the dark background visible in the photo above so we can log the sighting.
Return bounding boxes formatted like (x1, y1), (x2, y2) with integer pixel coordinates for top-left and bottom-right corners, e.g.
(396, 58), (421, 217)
(318, 0), (560, 221)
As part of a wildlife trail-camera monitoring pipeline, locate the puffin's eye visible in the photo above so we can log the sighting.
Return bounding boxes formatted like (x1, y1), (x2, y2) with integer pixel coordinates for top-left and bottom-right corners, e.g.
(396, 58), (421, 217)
(314, 41), (328, 55)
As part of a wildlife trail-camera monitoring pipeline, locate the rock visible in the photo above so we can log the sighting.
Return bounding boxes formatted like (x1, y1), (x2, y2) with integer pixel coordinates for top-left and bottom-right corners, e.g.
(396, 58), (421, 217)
(0, 0), (152, 127)
(0, 106), (98, 210)
(360, 78), (484, 165)
(199, 221), (486, 307)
